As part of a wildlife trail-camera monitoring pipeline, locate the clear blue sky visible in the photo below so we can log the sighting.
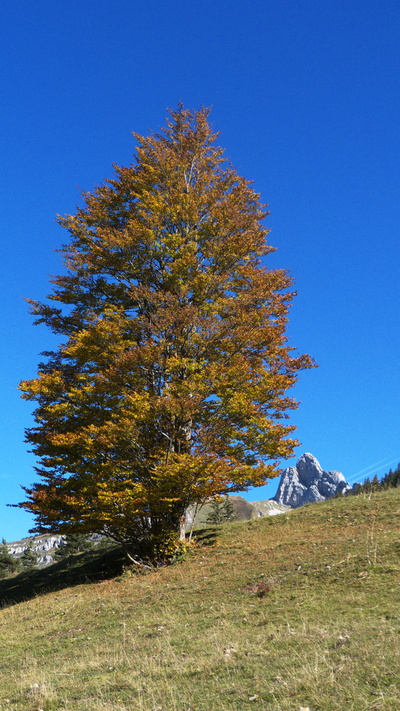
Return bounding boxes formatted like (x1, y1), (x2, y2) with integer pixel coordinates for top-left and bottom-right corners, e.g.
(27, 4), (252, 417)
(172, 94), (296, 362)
(1, 0), (400, 541)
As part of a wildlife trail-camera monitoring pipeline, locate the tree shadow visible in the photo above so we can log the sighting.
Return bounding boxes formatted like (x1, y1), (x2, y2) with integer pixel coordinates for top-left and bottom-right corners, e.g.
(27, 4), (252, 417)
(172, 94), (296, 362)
(191, 526), (219, 546)
(0, 526), (222, 608)
(0, 545), (127, 608)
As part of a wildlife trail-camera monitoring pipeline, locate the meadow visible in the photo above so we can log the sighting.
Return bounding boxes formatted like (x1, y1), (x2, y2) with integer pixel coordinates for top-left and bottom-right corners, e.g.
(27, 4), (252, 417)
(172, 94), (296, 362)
(0, 488), (399, 711)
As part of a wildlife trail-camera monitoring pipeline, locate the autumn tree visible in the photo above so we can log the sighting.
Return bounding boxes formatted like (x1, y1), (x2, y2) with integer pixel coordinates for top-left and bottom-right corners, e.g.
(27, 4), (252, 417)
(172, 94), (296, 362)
(18, 106), (314, 562)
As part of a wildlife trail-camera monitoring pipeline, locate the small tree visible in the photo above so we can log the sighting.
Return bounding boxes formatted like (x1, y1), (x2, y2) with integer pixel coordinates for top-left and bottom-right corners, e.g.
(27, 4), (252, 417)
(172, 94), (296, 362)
(206, 496), (236, 525)
(20, 543), (39, 571)
(0, 539), (19, 578)
(381, 464), (400, 489)
(17, 106), (314, 561)
(371, 475), (380, 492)
(54, 533), (95, 560)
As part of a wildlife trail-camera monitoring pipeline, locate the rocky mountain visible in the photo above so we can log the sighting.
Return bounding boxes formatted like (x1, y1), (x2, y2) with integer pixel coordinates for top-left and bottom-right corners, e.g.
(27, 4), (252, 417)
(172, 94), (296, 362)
(7, 533), (104, 566)
(273, 452), (351, 508)
(7, 534), (66, 566)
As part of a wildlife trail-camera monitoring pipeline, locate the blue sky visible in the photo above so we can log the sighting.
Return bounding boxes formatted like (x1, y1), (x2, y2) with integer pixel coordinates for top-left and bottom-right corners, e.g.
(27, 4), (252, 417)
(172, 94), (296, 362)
(1, 0), (400, 541)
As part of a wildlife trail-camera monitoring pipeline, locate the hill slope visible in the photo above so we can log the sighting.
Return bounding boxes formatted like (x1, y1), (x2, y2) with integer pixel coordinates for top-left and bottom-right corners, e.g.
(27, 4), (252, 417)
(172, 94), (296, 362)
(0, 489), (399, 711)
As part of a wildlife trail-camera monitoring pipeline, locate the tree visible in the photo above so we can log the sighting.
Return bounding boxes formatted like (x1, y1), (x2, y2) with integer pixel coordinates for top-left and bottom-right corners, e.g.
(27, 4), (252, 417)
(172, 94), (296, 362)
(0, 539), (19, 578)
(206, 496), (236, 525)
(54, 534), (95, 560)
(17, 106), (314, 562)
(381, 464), (400, 490)
(20, 543), (38, 571)
(371, 475), (380, 491)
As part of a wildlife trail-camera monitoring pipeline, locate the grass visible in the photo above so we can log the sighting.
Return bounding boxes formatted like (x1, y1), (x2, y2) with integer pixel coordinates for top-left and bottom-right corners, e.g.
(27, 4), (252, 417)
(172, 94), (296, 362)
(0, 488), (399, 710)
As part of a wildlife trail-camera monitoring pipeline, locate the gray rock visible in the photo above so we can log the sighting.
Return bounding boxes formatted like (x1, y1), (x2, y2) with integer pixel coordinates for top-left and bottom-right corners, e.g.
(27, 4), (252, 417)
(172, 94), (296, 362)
(6, 532), (103, 568)
(273, 453), (351, 508)
(7, 534), (65, 558)
(249, 500), (290, 516)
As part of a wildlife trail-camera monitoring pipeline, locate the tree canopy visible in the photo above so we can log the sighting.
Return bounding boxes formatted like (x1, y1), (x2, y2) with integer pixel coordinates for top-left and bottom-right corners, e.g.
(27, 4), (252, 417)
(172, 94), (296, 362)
(18, 106), (314, 561)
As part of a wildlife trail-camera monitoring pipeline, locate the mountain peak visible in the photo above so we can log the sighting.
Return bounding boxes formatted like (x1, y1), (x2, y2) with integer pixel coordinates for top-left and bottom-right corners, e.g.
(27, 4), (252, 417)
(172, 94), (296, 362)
(273, 453), (351, 508)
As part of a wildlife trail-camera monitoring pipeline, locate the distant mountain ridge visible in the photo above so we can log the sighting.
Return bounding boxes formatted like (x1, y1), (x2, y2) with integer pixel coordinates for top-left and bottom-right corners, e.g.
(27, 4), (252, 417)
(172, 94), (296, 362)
(185, 497), (289, 530)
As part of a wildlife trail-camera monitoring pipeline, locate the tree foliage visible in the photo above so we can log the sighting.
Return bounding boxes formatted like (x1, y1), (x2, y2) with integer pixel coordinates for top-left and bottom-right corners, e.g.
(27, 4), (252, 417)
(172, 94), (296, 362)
(381, 464), (400, 489)
(20, 543), (38, 571)
(351, 463), (400, 496)
(18, 106), (314, 560)
(54, 534), (95, 560)
(206, 496), (236, 526)
(0, 540), (19, 579)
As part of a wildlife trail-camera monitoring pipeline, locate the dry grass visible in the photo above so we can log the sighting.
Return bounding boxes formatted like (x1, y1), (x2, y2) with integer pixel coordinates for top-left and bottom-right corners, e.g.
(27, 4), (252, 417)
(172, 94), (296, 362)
(0, 488), (399, 710)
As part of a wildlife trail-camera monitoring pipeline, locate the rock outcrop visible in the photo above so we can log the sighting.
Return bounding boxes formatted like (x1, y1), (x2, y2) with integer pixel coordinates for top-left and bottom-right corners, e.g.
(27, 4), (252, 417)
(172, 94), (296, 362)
(249, 499), (290, 517)
(7, 534), (65, 566)
(7, 533), (102, 566)
(273, 453), (351, 508)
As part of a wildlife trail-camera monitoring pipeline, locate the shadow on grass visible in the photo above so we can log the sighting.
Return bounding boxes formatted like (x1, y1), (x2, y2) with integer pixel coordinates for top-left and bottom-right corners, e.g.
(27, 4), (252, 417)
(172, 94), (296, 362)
(0, 544), (127, 608)
(0, 526), (221, 608)
(193, 527), (218, 546)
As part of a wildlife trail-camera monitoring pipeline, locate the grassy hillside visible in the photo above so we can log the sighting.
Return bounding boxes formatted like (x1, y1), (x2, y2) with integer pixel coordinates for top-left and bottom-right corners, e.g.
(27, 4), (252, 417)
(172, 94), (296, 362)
(0, 488), (399, 711)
